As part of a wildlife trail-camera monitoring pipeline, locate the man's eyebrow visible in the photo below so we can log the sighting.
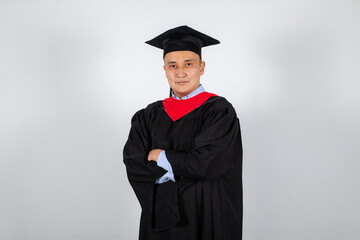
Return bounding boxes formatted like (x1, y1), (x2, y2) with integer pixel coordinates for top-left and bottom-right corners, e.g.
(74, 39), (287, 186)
(167, 59), (194, 64)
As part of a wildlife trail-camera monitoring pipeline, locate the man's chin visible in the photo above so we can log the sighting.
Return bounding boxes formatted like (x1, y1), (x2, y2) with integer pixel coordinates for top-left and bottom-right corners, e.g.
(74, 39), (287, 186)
(172, 89), (191, 98)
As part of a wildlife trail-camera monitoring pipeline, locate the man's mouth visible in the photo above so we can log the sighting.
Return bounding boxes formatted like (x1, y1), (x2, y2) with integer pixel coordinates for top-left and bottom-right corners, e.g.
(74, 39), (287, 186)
(176, 81), (189, 85)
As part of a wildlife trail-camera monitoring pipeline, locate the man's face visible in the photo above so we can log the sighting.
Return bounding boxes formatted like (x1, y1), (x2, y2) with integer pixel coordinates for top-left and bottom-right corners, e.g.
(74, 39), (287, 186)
(163, 50), (205, 99)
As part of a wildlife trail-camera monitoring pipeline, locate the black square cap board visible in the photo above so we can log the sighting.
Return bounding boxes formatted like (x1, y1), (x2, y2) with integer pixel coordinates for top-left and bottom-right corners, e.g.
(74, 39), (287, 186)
(145, 25), (220, 59)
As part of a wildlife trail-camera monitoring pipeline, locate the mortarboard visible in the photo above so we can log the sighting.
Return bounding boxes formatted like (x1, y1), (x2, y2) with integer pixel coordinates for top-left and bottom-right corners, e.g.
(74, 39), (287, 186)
(145, 25), (220, 59)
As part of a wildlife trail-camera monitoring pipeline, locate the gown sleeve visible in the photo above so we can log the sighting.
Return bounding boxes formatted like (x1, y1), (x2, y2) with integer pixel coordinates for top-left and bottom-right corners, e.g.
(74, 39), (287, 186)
(123, 109), (166, 183)
(165, 103), (242, 180)
(123, 109), (180, 231)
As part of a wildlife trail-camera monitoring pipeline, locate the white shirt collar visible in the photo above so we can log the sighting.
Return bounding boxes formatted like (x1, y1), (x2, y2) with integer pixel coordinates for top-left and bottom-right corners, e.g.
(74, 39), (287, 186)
(171, 84), (205, 100)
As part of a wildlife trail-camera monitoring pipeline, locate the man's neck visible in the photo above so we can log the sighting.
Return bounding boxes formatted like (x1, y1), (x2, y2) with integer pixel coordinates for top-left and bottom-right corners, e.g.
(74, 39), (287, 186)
(171, 84), (205, 100)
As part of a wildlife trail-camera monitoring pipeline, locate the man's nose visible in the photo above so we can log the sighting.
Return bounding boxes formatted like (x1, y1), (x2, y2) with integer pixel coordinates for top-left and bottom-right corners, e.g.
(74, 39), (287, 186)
(176, 68), (186, 78)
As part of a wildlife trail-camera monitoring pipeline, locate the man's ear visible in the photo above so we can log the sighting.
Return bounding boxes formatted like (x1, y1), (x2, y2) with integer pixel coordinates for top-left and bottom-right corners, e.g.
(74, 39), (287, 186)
(200, 61), (205, 75)
(163, 65), (166, 71)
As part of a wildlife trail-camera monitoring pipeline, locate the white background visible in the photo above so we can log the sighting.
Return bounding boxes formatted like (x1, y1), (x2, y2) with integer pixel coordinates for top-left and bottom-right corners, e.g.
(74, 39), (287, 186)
(0, 0), (359, 239)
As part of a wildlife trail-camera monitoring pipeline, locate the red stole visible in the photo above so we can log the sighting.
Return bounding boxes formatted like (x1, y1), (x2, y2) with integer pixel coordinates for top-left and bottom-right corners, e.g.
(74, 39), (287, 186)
(162, 91), (218, 121)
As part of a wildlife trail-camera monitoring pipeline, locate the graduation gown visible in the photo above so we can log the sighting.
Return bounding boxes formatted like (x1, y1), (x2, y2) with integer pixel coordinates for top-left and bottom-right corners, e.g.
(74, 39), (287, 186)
(123, 93), (243, 240)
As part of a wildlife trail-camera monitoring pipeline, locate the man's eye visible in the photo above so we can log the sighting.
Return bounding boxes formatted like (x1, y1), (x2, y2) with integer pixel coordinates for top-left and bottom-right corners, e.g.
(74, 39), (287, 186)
(170, 65), (176, 68)
(185, 63), (192, 66)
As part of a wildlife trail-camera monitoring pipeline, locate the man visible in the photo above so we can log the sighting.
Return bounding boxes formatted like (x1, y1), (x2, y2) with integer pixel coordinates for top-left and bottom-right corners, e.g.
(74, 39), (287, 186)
(123, 25), (243, 240)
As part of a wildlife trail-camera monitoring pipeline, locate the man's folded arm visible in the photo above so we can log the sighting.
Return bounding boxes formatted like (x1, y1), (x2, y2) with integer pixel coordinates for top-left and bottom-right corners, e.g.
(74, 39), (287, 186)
(165, 106), (242, 180)
(123, 109), (166, 183)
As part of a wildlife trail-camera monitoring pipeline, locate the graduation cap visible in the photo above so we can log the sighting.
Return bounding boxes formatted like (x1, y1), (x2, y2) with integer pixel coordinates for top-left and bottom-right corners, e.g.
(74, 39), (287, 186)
(145, 25), (220, 59)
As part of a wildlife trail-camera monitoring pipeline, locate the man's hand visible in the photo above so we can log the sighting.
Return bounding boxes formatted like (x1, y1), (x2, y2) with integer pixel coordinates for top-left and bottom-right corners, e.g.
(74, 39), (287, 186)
(147, 149), (163, 162)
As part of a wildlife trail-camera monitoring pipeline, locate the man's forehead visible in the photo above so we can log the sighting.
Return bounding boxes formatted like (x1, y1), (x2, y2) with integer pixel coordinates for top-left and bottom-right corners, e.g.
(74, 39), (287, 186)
(164, 50), (200, 63)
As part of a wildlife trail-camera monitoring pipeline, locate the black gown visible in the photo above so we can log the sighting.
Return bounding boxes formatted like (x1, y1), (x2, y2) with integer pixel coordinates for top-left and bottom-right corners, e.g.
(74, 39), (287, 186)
(123, 94), (243, 240)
